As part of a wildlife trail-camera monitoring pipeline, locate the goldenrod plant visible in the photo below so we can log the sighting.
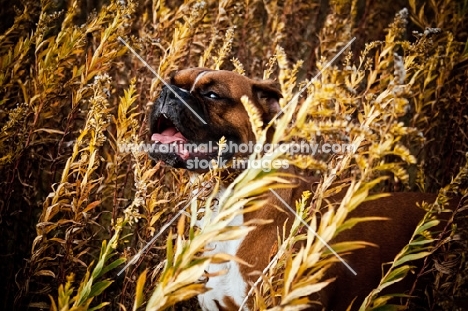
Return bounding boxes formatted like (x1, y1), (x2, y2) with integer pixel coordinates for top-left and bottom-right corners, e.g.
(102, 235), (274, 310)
(49, 220), (126, 311)
(0, 0), (467, 310)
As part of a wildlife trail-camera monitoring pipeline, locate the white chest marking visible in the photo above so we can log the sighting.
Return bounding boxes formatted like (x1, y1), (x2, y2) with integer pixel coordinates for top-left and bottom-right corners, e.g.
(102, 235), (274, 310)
(193, 178), (249, 311)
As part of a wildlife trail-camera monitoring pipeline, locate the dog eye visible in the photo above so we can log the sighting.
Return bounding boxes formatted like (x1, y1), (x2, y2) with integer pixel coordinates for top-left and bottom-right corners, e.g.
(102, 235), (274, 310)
(204, 91), (220, 99)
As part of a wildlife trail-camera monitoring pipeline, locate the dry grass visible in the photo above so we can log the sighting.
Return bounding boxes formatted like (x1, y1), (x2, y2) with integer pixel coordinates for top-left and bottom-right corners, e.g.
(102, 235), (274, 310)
(0, 0), (467, 310)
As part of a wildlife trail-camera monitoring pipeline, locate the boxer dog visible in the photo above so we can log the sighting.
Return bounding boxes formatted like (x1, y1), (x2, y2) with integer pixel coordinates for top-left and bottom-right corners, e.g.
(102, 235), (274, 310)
(148, 68), (462, 310)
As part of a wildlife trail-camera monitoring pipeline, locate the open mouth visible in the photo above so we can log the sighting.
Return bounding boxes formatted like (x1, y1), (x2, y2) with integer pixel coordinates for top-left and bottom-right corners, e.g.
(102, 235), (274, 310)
(150, 113), (219, 162)
(151, 114), (190, 160)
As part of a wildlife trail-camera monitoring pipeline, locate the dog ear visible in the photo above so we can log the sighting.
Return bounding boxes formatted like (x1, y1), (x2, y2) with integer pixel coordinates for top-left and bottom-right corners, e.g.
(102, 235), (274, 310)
(252, 80), (282, 123)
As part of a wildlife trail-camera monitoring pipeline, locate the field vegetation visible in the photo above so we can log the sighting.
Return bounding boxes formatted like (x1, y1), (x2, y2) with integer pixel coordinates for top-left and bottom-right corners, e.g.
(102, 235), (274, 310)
(0, 0), (467, 310)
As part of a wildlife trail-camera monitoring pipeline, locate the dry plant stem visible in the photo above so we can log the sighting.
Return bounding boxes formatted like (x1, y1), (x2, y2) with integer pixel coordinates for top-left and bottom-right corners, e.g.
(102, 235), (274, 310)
(0, 0), (467, 310)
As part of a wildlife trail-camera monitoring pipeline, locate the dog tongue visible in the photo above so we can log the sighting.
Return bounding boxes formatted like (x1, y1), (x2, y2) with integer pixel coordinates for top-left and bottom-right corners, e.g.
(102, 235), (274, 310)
(151, 127), (190, 160)
(151, 127), (187, 143)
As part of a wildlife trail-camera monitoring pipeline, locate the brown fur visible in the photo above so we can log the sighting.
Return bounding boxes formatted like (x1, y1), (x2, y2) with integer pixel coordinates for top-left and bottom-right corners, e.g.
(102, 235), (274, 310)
(234, 171), (459, 310)
(238, 175), (459, 310)
(151, 68), (463, 310)
(170, 68), (281, 148)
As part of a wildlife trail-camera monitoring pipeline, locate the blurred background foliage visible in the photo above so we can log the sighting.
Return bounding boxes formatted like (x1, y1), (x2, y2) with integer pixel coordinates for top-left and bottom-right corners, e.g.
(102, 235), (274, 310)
(0, 0), (467, 310)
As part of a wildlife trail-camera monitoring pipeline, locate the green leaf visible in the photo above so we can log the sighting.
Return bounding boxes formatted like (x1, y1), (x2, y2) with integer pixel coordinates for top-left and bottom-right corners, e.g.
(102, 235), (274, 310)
(393, 251), (432, 267)
(96, 257), (126, 279)
(89, 280), (113, 298)
(408, 239), (435, 246)
(415, 219), (439, 235)
(380, 265), (411, 289)
(88, 302), (110, 311)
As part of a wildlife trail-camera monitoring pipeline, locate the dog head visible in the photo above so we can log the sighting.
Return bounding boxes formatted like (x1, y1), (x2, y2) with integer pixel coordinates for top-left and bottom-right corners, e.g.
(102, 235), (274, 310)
(148, 68), (282, 170)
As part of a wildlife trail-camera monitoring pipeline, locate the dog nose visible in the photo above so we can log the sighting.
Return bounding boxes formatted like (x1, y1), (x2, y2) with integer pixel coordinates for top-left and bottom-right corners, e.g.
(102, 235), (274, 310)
(158, 84), (191, 113)
(161, 85), (180, 102)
